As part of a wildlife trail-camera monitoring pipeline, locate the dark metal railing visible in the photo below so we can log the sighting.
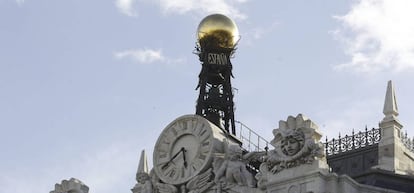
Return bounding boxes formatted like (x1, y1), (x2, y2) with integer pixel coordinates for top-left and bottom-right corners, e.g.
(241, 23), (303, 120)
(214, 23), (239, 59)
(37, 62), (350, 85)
(325, 127), (381, 156)
(235, 121), (269, 152)
(401, 131), (414, 153)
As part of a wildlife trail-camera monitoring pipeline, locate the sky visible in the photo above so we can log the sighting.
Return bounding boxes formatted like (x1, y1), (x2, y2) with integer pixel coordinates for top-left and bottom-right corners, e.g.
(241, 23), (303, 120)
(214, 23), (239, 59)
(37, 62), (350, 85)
(1, 0), (414, 193)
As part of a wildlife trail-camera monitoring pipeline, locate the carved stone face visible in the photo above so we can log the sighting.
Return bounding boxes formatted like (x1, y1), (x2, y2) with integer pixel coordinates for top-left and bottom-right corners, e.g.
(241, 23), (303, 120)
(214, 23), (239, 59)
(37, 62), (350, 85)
(281, 136), (301, 156)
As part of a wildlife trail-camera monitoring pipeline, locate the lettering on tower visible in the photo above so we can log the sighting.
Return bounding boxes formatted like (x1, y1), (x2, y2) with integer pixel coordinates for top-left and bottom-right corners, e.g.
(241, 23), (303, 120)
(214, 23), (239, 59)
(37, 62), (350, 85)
(207, 53), (228, 65)
(195, 14), (239, 135)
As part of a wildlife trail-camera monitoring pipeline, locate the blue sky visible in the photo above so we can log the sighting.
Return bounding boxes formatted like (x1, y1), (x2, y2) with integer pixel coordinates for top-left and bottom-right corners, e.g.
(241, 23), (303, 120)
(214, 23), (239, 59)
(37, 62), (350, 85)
(1, 0), (414, 193)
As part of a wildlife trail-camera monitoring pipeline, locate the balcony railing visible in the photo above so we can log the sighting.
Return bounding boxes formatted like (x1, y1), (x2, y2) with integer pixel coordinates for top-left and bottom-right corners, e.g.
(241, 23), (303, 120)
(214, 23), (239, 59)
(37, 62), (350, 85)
(235, 121), (269, 152)
(401, 131), (414, 153)
(325, 127), (381, 156)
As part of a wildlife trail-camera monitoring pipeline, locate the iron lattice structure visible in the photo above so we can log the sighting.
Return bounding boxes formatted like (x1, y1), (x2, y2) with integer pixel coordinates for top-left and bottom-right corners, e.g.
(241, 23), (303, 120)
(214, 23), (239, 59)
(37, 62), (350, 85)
(400, 131), (414, 153)
(195, 39), (236, 135)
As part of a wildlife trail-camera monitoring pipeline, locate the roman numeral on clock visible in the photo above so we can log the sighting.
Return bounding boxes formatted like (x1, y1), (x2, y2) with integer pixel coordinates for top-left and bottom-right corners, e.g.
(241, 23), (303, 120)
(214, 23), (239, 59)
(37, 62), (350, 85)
(202, 140), (210, 147)
(168, 168), (176, 178)
(198, 128), (207, 136)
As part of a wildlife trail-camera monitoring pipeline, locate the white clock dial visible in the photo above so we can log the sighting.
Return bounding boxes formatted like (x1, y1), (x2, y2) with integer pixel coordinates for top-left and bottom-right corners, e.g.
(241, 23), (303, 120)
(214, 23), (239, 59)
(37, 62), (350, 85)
(153, 115), (215, 185)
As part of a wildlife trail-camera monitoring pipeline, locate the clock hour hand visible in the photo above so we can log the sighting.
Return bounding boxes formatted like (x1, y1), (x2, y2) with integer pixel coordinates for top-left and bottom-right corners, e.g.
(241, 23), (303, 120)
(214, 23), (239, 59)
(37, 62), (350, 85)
(182, 147), (188, 168)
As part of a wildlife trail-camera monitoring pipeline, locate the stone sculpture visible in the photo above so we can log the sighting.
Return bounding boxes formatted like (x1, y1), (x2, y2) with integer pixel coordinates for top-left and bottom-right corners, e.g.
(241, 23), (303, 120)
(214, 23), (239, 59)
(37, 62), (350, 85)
(213, 140), (256, 191)
(132, 150), (153, 193)
(156, 182), (178, 193)
(50, 178), (89, 193)
(257, 114), (325, 188)
(186, 168), (214, 193)
(133, 172), (153, 193)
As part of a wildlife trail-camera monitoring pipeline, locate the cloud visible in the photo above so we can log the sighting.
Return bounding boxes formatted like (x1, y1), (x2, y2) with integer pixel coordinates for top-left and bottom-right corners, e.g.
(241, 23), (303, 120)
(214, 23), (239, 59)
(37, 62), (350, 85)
(114, 48), (186, 66)
(251, 22), (279, 40)
(157, 0), (247, 20)
(242, 21), (279, 46)
(115, 0), (138, 17)
(114, 49), (165, 64)
(333, 0), (414, 73)
(115, 0), (247, 19)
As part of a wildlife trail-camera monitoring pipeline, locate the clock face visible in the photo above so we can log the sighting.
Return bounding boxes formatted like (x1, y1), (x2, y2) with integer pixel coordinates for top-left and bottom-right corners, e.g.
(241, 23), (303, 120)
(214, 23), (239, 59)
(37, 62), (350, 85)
(153, 115), (214, 185)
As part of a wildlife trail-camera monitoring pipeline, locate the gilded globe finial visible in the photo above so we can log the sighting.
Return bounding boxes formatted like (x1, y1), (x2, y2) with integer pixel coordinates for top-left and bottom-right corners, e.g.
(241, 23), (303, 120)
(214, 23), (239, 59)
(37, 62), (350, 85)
(197, 14), (239, 48)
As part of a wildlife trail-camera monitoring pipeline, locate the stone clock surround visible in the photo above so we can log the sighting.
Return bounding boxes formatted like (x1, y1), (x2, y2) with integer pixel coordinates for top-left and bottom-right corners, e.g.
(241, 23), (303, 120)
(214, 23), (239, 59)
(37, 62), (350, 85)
(152, 114), (236, 185)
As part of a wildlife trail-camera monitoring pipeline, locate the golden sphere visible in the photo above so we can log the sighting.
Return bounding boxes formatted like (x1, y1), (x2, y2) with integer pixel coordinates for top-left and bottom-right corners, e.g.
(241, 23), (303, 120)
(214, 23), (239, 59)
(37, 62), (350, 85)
(197, 14), (239, 48)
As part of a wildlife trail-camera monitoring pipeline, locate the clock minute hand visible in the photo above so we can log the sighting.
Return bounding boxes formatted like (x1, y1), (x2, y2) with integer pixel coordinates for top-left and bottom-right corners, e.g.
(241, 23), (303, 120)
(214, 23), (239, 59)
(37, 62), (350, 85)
(161, 149), (183, 170)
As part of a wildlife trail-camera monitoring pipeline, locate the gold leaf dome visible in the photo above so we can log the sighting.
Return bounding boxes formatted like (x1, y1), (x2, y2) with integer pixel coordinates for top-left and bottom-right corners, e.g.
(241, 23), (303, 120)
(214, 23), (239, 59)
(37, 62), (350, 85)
(197, 14), (239, 48)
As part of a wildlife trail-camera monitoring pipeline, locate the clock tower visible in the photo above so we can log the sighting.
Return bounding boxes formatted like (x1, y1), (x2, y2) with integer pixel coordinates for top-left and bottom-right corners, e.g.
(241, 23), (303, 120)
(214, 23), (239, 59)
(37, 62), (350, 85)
(151, 14), (247, 191)
(194, 14), (239, 135)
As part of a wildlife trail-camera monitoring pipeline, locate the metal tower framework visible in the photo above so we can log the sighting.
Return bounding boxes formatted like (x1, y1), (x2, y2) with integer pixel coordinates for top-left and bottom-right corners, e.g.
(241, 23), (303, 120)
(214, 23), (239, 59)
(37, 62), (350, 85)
(195, 40), (236, 135)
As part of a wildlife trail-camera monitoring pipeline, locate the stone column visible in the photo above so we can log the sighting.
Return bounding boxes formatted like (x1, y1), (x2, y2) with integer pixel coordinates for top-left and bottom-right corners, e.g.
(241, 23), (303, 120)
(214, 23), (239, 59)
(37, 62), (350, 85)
(377, 80), (414, 174)
(132, 150), (153, 193)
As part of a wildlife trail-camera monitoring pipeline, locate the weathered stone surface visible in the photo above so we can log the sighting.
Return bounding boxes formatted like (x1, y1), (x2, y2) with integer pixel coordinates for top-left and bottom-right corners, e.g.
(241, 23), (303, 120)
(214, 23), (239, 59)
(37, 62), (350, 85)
(257, 114), (326, 187)
(258, 114), (402, 193)
(50, 178), (88, 193)
(132, 150), (153, 193)
(262, 150), (403, 193)
(376, 80), (414, 175)
(213, 141), (256, 189)
(124, 110), (413, 193)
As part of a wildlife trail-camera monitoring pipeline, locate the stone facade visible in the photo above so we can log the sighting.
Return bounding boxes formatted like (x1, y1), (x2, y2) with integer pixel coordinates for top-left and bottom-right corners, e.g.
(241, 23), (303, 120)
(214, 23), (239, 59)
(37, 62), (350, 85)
(50, 81), (414, 193)
(258, 115), (401, 193)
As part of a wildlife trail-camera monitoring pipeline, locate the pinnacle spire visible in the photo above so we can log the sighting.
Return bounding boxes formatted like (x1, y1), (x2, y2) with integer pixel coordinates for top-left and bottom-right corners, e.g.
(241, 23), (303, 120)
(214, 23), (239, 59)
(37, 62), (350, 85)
(382, 80), (399, 122)
(137, 150), (149, 175)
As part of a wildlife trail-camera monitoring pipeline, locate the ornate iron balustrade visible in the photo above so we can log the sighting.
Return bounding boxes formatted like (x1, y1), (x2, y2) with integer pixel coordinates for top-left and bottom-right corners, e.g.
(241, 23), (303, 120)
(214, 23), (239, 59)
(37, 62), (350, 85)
(325, 127), (381, 156)
(235, 121), (269, 152)
(401, 131), (414, 153)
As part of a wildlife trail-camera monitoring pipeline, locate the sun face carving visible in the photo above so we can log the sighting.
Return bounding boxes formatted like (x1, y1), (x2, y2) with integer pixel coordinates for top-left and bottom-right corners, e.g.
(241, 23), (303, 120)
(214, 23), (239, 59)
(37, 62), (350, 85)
(260, 114), (325, 174)
(271, 114), (315, 158)
(280, 132), (304, 156)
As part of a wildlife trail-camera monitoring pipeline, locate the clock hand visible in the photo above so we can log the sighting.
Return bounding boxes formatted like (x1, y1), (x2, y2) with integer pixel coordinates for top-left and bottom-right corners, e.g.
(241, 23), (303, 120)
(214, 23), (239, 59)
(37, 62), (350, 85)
(182, 147), (188, 168)
(161, 149), (183, 170)
(161, 147), (188, 170)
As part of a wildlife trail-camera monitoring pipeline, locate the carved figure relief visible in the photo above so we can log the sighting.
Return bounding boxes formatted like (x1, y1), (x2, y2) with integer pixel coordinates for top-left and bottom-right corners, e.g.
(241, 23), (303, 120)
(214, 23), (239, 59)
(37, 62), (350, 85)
(281, 131), (304, 156)
(156, 182), (178, 193)
(186, 168), (214, 193)
(257, 114), (325, 187)
(50, 178), (89, 193)
(132, 150), (154, 193)
(132, 172), (153, 193)
(213, 140), (256, 192)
